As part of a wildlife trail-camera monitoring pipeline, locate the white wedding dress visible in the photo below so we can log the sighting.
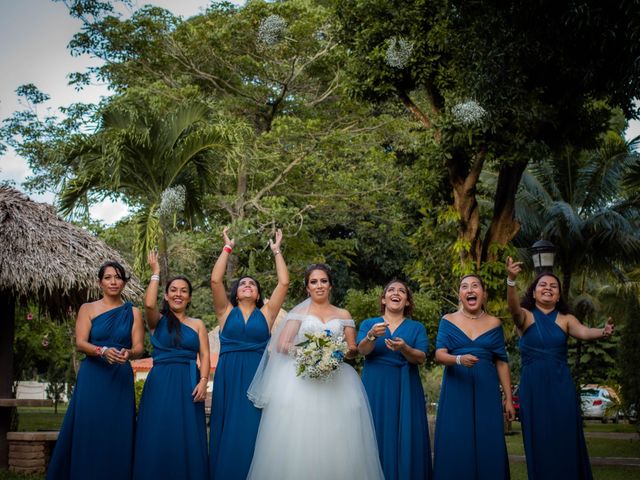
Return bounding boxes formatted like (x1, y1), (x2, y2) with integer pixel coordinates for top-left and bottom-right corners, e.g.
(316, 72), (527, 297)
(247, 300), (384, 480)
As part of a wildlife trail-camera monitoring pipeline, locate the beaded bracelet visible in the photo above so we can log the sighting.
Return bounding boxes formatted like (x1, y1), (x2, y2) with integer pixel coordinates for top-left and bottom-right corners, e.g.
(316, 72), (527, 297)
(455, 354), (462, 366)
(506, 278), (516, 287)
(150, 274), (160, 281)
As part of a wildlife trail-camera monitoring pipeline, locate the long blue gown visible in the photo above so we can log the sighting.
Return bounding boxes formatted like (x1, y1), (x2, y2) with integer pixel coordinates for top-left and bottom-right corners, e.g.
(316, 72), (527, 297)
(209, 307), (270, 480)
(519, 308), (592, 480)
(47, 303), (135, 480)
(357, 317), (432, 480)
(133, 316), (208, 480)
(433, 318), (510, 480)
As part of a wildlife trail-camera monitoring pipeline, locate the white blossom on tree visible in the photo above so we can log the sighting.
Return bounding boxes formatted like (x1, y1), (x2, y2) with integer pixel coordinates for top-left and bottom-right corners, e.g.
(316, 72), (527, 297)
(157, 185), (186, 218)
(258, 14), (287, 46)
(451, 100), (487, 125)
(385, 37), (414, 69)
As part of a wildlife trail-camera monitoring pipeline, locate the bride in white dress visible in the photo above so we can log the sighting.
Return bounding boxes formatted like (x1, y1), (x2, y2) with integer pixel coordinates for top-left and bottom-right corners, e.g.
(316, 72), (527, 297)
(247, 264), (384, 480)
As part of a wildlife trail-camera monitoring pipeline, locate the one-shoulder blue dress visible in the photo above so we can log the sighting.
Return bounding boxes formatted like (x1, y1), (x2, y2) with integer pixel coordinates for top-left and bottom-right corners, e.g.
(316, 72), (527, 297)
(47, 303), (135, 480)
(357, 317), (432, 480)
(133, 316), (208, 480)
(209, 307), (270, 480)
(433, 318), (510, 480)
(519, 308), (592, 480)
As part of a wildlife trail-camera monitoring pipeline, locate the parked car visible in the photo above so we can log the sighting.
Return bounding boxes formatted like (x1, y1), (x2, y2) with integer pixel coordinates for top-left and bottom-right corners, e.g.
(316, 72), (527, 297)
(580, 385), (620, 423)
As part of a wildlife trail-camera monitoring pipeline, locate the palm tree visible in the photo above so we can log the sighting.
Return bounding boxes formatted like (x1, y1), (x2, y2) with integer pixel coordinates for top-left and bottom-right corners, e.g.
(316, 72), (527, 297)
(515, 129), (640, 382)
(59, 101), (244, 278)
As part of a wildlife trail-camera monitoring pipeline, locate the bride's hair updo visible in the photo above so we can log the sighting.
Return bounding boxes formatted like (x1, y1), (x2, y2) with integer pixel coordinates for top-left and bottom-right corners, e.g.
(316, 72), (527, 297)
(304, 263), (333, 286)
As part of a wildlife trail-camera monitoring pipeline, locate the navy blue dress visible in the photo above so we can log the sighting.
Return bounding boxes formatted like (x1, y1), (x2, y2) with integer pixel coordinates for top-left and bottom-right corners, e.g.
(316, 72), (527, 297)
(133, 316), (208, 480)
(47, 303), (135, 480)
(519, 308), (592, 480)
(433, 318), (510, 480)
(357, 317), (432, 480)
(209, 307), (270, 480)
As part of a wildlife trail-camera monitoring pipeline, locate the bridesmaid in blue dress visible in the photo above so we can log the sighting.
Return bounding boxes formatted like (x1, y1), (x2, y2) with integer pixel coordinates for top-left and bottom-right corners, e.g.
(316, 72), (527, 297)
(133, 251), (211, 480)
(47, 261), (144, 480)
(209, 226), (289, 480)
(433, 274), (515, 480)
(506, 258), (614, 480)
(357, 279), (432, 480)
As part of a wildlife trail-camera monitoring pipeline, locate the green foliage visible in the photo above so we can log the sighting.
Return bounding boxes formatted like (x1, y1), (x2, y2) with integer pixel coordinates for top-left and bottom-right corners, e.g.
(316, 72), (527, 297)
(134, 378), (145, 411)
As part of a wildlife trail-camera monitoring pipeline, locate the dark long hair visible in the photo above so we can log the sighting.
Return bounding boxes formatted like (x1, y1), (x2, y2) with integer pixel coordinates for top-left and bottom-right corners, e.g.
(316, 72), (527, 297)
(229, 276), (264, 309)
(98, 260), (130, 283)
(304, 263), (333, 286)
(379, 279), (414, 318)
(161, 275), (193, 344)
(521, 272), (571, 314)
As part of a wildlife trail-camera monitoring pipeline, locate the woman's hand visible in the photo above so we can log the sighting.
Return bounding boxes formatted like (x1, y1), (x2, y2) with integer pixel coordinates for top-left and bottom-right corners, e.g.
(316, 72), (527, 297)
(368, 321), (388, 340)
(504, 399), (516, 422)
(192, 378), (208, 403)
(459, 354), (479, 368)
(102, 347), (127, 365)
(602, 317), (615, 338)
(269, 228), (283, 254)
(223, 226), (235, 249)
(147, 250), (160, 275)
(506, 256), (522, 280)
(385, 337), (407, 352)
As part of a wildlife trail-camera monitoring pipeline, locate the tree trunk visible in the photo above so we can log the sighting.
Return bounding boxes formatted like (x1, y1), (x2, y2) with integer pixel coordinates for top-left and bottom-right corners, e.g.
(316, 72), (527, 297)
(447, 149), (487, 267)
(481, 161), (527, 262)
(0, 292), (16, 469)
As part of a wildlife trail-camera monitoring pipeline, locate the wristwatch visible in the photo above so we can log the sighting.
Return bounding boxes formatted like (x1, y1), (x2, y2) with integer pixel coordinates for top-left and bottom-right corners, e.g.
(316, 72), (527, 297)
(366, 333), (376, 342)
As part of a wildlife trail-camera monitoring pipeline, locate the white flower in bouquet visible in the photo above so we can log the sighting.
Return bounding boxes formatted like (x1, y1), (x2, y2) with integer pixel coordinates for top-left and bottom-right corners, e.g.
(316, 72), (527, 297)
(292, 330), (349, 380)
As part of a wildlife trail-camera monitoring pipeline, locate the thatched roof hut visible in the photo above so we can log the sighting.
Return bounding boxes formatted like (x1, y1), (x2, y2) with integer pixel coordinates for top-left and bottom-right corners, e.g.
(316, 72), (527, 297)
(0, 186), (142, 469)
(0, 186), (141, 310)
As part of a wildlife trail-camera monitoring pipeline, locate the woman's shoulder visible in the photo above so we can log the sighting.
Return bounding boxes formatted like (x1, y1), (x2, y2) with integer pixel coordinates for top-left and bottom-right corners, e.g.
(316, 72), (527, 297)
(332, 306), (352, 320)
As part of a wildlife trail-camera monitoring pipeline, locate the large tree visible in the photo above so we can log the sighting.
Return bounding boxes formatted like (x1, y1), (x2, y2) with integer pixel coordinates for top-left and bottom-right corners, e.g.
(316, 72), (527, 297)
(334, 0), (640, 268)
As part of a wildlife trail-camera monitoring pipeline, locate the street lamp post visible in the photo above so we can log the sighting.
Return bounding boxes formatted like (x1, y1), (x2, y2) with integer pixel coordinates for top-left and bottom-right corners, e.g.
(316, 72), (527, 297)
(531, 239), (556, 274)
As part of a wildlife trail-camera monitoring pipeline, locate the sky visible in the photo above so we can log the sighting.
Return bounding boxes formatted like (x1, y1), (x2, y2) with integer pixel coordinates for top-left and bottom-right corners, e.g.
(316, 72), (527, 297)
(0, 0), (234, 223)
(1, 0), (639, 225)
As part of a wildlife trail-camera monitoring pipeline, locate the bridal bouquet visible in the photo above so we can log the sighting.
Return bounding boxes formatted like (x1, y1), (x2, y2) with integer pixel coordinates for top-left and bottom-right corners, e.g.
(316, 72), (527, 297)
(292, 330), (349, 380)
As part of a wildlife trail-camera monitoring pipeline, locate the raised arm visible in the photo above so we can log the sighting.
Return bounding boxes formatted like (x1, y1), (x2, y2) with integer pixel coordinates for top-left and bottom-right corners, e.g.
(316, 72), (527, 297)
(144, 250), (162, 330)
(210, 227), (234, 323)
(506, 256), (531, 331)
(567, 315), (615, 341)
(262, 229), (289, 326)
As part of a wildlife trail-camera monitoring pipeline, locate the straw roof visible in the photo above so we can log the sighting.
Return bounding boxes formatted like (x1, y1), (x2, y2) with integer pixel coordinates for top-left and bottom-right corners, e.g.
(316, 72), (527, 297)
(0, 186), (142, 314)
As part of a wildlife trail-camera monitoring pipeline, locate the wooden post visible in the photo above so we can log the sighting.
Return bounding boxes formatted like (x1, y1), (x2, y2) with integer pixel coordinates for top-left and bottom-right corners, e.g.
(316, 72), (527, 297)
(0, 292), (16, 469)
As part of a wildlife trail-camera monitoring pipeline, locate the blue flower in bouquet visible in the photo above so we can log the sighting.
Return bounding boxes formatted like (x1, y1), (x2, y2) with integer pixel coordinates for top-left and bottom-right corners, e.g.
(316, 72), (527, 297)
(292, 330), (349, 381)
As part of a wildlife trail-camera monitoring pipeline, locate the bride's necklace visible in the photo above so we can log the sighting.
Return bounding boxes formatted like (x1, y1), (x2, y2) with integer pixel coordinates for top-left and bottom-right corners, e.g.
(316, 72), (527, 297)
(459, 308), (485, 320)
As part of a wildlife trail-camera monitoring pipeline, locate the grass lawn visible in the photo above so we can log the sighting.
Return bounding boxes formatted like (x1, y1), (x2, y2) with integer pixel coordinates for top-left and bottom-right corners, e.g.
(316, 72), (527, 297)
(14, 406), (67, 432)
(506, 421), (640, 458)
(1, 412), (637, 480)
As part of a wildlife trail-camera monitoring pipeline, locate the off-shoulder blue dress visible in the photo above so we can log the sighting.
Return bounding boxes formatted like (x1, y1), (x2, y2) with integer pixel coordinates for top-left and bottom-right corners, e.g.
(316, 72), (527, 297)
(209, 307), (270, 480)
(133, 316), (208, 480)
(357, 317), (432, 480)
(519, 308), (592, 479)
(433, 318), (510, 480)
(47, 303), (135, 480)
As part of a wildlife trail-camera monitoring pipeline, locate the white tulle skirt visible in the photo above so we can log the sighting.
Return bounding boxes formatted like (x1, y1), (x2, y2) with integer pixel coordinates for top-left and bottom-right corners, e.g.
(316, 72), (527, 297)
(247, 359), (384, 480)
